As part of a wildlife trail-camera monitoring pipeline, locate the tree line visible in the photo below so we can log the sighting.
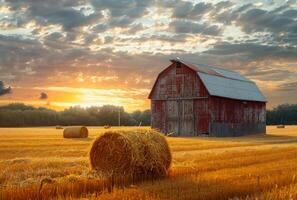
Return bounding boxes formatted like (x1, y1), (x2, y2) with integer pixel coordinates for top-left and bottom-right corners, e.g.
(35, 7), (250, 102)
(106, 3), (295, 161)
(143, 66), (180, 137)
(0, 103), (296, 127)
(266, 104), (297, 125)
(0, 103), (150, 127)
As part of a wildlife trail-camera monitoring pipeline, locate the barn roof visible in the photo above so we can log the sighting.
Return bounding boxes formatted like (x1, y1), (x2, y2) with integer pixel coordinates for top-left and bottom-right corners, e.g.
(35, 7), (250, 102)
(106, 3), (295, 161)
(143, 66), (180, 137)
(171, 59), (267, 102)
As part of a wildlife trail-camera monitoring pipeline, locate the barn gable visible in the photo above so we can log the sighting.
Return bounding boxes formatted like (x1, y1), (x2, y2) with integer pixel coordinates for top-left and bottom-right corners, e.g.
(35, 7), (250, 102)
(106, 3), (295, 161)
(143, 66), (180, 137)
(148, 61), (208, 100)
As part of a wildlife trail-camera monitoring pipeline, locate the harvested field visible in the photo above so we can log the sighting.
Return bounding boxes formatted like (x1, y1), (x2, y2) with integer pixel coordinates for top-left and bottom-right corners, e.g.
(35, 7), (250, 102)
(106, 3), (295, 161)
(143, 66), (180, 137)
(0, 126), (297, 200)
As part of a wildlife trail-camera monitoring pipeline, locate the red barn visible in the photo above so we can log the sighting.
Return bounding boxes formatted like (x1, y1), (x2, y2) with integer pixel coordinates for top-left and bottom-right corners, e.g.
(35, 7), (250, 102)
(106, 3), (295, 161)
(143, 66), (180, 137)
(148, 59), (266, 137)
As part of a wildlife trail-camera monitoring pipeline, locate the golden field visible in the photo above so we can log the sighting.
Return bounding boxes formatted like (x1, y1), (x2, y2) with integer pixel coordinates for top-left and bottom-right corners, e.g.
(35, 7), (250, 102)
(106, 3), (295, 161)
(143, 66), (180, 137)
(0, 126), (297, 200)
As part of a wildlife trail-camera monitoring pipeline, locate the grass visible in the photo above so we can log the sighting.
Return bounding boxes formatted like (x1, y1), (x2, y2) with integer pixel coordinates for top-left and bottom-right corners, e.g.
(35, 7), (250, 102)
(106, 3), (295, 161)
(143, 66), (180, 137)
(0, 126), (297, 199)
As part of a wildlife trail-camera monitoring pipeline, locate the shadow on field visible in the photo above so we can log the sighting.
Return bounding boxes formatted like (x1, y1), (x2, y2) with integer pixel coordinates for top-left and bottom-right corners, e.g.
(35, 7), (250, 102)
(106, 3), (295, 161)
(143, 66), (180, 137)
(182, 133), (297, 147)
(64, 137), (94, 141)
(219, 134), (297, 144)
(139, 166), (297, 200)
(237, 133), (297, 143)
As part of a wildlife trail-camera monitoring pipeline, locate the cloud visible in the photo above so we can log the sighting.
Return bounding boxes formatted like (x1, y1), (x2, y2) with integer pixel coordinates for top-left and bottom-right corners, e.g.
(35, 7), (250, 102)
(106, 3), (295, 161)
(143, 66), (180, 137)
(39, 92), (48, 99)
(172, 1), (232, 19)
(244, 68), (295, 81)
(109, 16), (135, 28)
(39, 8), (101, 30)
(91, 0), (153, 18)
(1, 0), (297, 110)
(236, 8), (297, 34)
(0, 81), (12, 96)
(172, 1), (214, 19)
(172, 1), (193, 18)
(3, 0), (100, 30)
(169, 20), (222, 35)
(211, 3), (297, 42)
(204, 42), (297, 61)
(278, 82), (297, 91)
(90, 0), (153, 29)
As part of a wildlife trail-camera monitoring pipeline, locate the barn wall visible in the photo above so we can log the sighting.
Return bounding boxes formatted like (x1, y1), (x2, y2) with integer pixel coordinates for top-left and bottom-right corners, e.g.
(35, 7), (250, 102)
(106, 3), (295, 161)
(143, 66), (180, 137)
(194, 98), (209, 134)
(150, 62), (209, 136)
(151, 100), (166, 132)
(208, 96), (266, 137)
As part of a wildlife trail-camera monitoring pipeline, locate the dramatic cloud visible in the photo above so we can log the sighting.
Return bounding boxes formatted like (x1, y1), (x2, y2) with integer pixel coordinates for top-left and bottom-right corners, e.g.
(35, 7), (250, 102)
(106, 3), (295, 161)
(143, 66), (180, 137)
(204, 42), (297, 61)
(236, 8), (297, 34)
(91, 0), (153, 18)
(2, 0), (99, 30)
(172, 1), (214, 19)
(0, 0), (296, 110)
(169, 20), (222, 35)
(278, 82), (297, 91)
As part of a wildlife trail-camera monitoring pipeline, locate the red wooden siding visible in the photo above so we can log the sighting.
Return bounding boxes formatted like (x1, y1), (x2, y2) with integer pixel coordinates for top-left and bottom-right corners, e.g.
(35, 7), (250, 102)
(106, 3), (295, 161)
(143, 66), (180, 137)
(151, 100), (166, 132)
(149, 60), (266, 137)
(150, 63), (208, 99)
(150, 62), (209, 136)
(195, 98), (209, 134)
(208, 96), (266, 124)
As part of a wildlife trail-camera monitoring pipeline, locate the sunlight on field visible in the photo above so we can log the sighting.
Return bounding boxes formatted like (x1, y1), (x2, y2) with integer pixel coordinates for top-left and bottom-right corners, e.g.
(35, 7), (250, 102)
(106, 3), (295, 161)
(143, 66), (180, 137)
(0, 126), (297, 200)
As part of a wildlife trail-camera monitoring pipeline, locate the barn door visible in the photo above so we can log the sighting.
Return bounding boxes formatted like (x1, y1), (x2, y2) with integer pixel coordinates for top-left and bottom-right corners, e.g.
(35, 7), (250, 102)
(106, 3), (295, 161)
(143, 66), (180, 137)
(180, 100), (195, 136)
(166, 100), (179, 136)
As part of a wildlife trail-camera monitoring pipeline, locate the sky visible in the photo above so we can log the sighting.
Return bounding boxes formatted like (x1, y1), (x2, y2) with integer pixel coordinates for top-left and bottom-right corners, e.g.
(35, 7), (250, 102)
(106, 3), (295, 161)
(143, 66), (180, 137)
(0, 0), (296, 111)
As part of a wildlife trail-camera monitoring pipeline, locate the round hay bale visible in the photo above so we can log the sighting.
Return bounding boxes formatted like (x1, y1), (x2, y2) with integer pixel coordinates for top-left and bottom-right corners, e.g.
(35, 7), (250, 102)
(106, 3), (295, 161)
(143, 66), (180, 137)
(63, 126), (88, 138)
(104, 125), (111, 129)
(89, 129), (171, 178)
(56, 125), (63, 129)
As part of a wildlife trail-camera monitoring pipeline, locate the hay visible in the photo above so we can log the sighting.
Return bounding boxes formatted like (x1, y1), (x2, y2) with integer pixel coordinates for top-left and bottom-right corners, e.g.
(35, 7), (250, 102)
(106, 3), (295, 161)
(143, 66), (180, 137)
(104, 125), (111, 129)
(89, 129), (171, 178)
(277, 125), (285, 128)
(56, 125), (63, 129)
(63, 126), (88, 138)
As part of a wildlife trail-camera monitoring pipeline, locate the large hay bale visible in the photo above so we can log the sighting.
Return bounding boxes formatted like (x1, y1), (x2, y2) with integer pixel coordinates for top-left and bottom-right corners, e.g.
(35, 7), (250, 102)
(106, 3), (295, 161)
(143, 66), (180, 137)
(63, 126), (88, 138)
(89, 129), (171, 178)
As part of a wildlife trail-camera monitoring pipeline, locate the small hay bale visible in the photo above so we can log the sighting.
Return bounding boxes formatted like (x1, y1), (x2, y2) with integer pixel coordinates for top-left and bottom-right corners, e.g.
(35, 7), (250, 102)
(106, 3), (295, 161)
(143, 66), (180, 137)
(89, 129), (171, 179)
(56, 125), (63, 129)
(277, 125), (285, 128)
(104, 125), (111, 129)
(63, 126), (88, 138)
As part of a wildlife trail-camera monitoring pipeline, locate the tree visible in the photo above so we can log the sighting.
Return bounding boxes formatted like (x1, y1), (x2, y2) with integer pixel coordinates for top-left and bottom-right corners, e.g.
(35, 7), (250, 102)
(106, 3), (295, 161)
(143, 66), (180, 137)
(0, 103), (150, 127)
(266, 104), (297, 125)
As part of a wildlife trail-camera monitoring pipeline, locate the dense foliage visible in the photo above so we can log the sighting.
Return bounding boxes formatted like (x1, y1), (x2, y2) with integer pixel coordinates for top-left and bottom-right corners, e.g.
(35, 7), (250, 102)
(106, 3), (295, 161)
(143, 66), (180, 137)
(266, 104), (297, 125)
(0, 103), (296, 127)
(0, 103), (151, 127)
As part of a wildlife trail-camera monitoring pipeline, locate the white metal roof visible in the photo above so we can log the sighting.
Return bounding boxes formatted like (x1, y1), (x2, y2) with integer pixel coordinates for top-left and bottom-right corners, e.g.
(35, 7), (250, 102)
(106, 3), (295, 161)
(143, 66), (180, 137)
(171, 59), (266, 102)
(198, 72), (266, 102)
(207, 67), (250, 82)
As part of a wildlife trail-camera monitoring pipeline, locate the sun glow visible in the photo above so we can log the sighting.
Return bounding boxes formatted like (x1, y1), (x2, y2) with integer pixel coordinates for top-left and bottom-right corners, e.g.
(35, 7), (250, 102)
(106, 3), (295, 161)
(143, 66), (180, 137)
(31, 86), (150, 111)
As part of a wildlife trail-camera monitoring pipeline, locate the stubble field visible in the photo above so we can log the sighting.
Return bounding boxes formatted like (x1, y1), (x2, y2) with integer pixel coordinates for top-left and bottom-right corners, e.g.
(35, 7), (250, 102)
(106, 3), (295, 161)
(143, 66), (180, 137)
(0, 126), (297, 200)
